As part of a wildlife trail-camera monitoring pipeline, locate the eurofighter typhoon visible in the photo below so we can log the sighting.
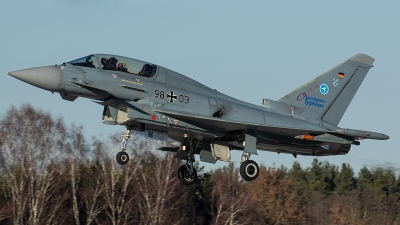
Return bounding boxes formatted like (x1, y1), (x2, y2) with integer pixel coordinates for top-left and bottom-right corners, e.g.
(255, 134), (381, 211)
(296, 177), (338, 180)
(7, 54), (389, 185)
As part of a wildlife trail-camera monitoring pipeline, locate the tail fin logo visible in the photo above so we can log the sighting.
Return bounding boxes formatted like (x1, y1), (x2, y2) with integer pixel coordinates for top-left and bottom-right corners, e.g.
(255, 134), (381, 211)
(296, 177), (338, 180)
(297, 92), (326, 108)
(297, 92), (307, 101)
(333, 78), (338, 87)
(320, 84), (329, 95)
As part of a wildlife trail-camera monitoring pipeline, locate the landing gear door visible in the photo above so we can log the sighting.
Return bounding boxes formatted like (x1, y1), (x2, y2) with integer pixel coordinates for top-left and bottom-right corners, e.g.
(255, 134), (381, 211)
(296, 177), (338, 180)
(211, 143), (231, 162)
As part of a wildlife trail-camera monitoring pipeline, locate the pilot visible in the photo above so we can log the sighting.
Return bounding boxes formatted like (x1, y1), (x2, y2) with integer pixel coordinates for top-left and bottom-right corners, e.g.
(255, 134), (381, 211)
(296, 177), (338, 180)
(139, 64), (156, 77)
(108, 57), (118, 69)
(101, 58), (109, 69)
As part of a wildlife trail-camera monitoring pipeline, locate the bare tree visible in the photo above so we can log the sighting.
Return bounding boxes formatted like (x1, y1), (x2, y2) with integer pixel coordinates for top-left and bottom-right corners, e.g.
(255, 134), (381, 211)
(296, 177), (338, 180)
(77, 139), (107, 225)
(64, 124), (89, 225)
(98, 134), (137, 225)
(82, 168), (105, 225)
(211, 163), (252, 225)
(0, 193), (8, 222)
(0, 104), (69, 225)
(133, 149), (187, 225)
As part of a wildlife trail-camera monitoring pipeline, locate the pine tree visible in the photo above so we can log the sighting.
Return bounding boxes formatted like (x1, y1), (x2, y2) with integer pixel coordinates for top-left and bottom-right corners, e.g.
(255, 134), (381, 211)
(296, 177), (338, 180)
(335, 163), (356, 194)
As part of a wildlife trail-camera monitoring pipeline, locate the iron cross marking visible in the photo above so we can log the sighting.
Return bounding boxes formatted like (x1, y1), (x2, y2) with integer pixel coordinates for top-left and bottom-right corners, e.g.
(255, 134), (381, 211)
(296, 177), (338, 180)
(167, 91), (177, 103)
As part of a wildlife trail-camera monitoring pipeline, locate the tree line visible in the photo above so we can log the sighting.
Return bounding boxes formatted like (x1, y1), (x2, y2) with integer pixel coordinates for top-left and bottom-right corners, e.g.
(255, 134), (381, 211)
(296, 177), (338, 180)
(0, 104), (399, 225)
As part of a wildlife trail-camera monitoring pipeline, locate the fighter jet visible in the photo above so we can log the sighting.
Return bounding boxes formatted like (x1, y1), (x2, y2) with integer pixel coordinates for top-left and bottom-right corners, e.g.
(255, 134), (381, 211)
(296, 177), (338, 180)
(7, 53), (389, 185)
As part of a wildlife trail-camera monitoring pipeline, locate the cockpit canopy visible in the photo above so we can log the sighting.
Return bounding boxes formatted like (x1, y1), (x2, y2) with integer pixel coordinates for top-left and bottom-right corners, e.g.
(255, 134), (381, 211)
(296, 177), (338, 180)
(68, 54), (157, 77)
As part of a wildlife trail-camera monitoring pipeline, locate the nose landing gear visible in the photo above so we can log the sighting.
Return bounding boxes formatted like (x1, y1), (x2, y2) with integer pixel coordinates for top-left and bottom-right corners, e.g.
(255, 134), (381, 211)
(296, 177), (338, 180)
(116, 127), (132, 165)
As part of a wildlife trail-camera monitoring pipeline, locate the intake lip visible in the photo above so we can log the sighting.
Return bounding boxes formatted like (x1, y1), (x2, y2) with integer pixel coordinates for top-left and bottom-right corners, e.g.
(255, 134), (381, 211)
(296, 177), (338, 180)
(7, 66), (62, 92)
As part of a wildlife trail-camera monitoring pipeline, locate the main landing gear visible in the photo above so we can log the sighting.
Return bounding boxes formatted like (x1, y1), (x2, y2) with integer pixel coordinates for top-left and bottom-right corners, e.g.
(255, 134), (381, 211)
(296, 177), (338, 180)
(177, 137), (198, 185)
(116, 127), (132, 165)
(239, 152), (259, 181)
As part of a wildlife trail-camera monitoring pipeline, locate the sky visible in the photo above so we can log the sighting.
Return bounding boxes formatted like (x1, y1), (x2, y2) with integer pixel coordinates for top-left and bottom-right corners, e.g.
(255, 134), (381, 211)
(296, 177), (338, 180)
(1, 1), (399, 173)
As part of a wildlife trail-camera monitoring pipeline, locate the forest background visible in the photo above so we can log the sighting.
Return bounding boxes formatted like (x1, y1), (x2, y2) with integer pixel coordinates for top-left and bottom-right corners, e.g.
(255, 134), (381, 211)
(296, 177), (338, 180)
(0, 104), (399, 225)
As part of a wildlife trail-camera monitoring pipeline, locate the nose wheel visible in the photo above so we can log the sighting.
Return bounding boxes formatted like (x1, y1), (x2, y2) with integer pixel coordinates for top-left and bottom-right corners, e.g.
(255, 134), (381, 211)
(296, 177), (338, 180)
(116, 127), (132, 165)
(116, 151), (129, 165)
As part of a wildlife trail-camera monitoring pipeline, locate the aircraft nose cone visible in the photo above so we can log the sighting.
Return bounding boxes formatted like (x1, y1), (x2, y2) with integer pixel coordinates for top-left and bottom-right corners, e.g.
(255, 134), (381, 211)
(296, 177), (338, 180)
(7, 66), (62, 92)
(383, 134), (390, 140)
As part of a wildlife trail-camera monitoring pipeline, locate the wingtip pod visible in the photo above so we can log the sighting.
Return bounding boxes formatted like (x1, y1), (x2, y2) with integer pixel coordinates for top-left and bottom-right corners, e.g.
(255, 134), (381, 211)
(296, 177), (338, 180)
(349, 54), (375, 66)
(336, 128), (389, 140)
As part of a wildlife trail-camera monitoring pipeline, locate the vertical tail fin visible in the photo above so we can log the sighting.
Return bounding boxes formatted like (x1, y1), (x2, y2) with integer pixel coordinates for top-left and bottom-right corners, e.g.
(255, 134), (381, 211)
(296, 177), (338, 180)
(278, 54), (374, 126)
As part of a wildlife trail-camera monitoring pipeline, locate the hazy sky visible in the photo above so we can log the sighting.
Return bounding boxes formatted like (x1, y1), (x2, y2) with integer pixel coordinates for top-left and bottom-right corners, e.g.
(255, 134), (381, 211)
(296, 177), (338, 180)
(1, 1), (399, 173)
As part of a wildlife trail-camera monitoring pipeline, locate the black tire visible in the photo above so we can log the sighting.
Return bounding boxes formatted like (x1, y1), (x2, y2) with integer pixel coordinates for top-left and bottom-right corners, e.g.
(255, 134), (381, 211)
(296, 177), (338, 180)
(178, 165), (197, 185)
(240, 160), (259, 181)
(116, 151), (129, 165)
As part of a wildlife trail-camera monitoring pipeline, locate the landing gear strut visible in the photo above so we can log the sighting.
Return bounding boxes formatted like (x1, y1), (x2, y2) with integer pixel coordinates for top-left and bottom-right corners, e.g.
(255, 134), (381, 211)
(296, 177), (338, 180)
(177, 137), (198, 185)
(239, 152), (259, 181)
(116, 127), (132, 165)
